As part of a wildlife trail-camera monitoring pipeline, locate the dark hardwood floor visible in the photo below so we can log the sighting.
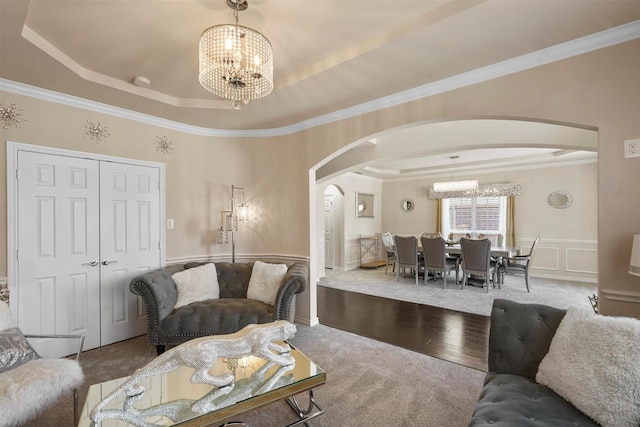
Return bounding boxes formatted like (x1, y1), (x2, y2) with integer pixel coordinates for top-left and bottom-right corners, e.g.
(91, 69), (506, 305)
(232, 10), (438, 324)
(317, 286), (490, 371)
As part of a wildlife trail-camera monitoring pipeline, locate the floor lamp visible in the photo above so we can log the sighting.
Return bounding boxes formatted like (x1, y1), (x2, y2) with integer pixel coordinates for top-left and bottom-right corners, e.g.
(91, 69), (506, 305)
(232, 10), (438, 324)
(216, 185), (249, 263)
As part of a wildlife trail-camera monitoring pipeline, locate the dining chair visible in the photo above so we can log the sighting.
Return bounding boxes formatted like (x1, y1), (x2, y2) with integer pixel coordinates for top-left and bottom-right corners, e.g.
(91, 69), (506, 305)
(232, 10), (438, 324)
(460, 237), (497, 292)
(420, 236), (459, 288)
(502, 236), (540, 292)
(478, 233), (504, 246)
(448, 232), (471, 243)
(394, 235), (424, 285)
(380, 232), (397, 274)
(420, 232), (441, 239)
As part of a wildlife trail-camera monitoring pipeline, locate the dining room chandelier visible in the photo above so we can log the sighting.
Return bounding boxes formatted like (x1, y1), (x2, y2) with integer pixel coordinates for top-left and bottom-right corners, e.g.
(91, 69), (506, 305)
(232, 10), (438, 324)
(199, 0), (273, 110)
(432, 155), (479, 193)
(433, 180), (479, 192)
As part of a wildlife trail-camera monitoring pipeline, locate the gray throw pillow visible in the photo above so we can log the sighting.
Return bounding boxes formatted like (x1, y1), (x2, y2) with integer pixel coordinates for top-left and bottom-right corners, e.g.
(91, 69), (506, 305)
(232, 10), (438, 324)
(0, 327), (40, 373)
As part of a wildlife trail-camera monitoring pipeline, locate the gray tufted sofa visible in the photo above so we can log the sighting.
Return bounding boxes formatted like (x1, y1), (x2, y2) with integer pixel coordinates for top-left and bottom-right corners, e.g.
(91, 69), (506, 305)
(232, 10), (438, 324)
(130, 261), (307, 355)
(468, 299), (600, 427)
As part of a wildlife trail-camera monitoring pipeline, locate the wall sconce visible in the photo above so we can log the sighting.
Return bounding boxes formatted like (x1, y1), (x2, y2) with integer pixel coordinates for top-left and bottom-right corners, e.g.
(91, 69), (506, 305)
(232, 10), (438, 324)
(216, 185), (249, 262)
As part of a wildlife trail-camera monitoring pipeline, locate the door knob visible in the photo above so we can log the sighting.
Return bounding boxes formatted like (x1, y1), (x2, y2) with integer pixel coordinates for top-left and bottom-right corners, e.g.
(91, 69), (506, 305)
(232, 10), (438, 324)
(82, 260), (99, 266)
(102, 260), (119, 266)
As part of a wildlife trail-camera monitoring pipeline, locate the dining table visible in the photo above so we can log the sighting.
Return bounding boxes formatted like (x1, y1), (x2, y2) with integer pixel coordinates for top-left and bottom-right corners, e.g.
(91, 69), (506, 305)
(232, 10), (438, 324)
(443, 242), (519, 258)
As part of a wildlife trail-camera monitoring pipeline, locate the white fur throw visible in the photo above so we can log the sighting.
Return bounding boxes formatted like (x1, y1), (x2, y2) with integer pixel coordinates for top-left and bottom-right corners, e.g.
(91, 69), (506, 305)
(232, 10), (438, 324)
(536, 306), (640, 427)
(0, 358), (84, 426)
(247, 261), (288, 306)
(172, 263), (220, 309)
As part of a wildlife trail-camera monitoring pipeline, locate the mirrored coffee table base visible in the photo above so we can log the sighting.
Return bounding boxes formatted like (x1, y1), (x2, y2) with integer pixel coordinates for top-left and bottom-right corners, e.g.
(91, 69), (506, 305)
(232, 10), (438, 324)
(79, 344), (326, 427)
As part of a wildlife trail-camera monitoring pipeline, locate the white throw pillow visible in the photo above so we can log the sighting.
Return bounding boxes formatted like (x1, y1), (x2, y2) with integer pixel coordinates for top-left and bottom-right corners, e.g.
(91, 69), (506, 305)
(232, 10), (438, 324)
(536, 306), (640, 427)
(247, 261), (288, 306)
(172, 263), (219, 309)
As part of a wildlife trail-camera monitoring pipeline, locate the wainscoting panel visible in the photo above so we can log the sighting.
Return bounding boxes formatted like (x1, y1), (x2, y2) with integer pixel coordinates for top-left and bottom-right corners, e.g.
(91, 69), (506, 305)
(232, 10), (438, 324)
(566, 248), (598, 274)
(347, 237), (361, 270)
(522, 238), (598, 283)
(532, 246), (560, 271)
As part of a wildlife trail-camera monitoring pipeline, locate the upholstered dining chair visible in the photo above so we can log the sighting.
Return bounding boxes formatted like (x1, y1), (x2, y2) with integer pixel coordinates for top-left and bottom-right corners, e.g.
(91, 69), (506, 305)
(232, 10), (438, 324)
(394, 235), (424, 285)
(380, 232), (397, 274)
(502, 235), (541, 292)
(420, 236), (459, 288)
(448, 232), (471, 243)
(460, 237), (497, 292)
(420, 231), (441, 238)
(478, 233), (504, 246)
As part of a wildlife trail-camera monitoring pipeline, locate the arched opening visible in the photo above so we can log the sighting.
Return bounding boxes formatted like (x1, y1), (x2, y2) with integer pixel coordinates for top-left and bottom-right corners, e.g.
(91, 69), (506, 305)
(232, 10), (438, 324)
(309, 117), (598, 321)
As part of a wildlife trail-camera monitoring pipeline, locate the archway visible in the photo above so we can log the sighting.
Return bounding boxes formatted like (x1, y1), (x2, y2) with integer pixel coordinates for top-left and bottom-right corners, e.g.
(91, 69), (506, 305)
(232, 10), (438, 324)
(309, 117), (598, 322)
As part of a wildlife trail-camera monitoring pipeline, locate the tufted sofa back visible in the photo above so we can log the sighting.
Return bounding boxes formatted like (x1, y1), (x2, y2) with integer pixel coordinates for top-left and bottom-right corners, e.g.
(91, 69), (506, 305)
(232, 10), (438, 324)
(488, 299), (566, 380)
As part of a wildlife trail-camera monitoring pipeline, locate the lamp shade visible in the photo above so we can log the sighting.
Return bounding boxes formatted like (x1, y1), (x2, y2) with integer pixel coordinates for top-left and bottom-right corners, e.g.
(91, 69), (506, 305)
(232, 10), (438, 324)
(630, 233), (640, 276)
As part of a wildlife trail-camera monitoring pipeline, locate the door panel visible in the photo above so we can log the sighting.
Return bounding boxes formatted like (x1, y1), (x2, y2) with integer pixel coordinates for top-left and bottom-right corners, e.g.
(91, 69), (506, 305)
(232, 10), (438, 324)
(16, 150), (163, 356)
(17, 151), (101, 356)
(99, 162), (161, 345)
(324, 195), (335, 269)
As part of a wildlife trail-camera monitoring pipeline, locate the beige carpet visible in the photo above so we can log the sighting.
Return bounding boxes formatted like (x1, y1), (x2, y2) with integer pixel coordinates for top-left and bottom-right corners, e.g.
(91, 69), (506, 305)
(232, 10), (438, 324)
(320, 268), (597, 316)
(24, 324), (484, 427)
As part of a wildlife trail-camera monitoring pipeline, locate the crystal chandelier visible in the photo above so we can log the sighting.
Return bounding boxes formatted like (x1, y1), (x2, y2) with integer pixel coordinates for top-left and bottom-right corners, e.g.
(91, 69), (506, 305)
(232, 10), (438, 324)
(433, 180), (479, 192)
(433, 155), (478, 193)
(199, 0), (273, 110)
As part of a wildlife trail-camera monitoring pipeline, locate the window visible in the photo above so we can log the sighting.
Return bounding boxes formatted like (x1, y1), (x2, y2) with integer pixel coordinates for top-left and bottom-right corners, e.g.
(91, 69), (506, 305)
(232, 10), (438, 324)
(442, 196), (507, 238)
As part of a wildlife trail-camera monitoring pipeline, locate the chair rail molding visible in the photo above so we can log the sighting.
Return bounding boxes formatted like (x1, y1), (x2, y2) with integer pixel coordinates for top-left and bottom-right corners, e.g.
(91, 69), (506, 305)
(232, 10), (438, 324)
(599, 288), (640, 304)
(166, 254), (309, 266)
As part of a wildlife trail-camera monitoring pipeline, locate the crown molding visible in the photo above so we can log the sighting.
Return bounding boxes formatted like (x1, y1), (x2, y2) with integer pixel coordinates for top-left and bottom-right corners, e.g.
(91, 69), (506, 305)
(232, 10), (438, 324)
(1, 20), (638, 138)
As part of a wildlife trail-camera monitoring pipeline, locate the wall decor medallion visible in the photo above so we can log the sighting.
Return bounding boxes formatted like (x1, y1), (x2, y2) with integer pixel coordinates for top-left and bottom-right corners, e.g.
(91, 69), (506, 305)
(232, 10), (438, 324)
(547, 190), (573, 209)
(83, 120), (111, 143)
(0, 102), (27, 129)
(401, 198), (414, 212)
(155, 136), (175, 154)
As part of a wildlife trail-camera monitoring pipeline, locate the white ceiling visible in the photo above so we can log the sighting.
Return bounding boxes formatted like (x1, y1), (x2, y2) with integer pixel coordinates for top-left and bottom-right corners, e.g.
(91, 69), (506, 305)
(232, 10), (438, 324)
(1, 0), (636, 177)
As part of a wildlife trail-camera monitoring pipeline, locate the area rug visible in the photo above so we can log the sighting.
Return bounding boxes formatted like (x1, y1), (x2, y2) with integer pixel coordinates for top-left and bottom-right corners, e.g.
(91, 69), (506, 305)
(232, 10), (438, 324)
(320, 268), (597, 316)
(25, 324), (484, 427)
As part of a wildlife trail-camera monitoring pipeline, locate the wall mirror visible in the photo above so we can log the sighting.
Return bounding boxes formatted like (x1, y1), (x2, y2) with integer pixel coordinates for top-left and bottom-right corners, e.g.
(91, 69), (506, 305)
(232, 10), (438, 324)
(547, 190), (573, 209)
(356, 192), (374, 217)
(401, 198), (414, 212)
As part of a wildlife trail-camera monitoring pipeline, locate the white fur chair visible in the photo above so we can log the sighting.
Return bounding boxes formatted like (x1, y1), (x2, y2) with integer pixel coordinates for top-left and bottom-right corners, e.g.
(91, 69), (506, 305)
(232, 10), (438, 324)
(0, 301), (84, 426)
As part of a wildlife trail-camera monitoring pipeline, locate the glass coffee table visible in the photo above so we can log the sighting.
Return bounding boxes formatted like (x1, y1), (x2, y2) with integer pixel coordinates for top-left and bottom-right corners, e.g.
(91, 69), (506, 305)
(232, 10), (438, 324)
(78, 343), (325, 427)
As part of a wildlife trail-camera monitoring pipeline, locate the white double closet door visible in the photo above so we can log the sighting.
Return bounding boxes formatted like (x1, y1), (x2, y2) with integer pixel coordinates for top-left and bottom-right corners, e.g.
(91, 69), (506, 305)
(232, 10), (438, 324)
(12, 145), (163, 357)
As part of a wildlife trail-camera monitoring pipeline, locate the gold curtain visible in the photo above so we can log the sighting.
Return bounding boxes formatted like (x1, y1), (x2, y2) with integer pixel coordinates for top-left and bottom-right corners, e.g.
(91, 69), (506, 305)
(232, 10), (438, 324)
(506, 196), (516, 246)
(436, 199), (442, 235)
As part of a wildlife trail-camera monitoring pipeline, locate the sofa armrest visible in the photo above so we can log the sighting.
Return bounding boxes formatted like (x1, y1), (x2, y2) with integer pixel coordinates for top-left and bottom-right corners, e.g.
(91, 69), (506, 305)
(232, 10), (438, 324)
(129, 269), (180, 343)
(488, 299), (566, 380)
(274, 262), (308, 321)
